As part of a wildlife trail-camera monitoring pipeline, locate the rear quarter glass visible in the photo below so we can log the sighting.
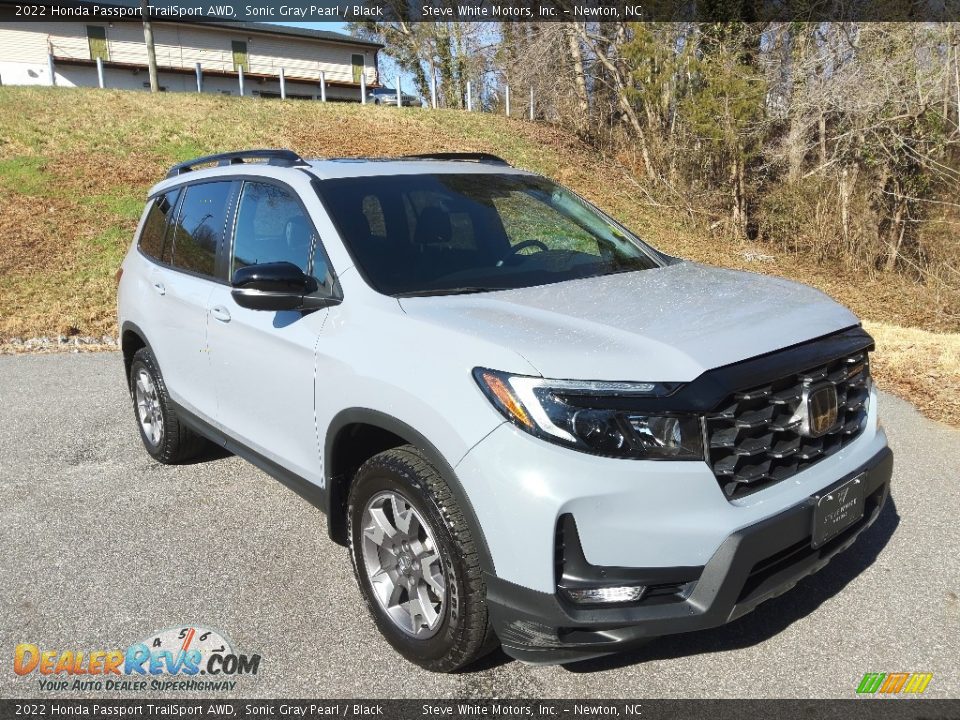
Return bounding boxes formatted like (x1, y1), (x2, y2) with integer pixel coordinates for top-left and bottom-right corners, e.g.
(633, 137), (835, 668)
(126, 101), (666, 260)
(138, 189), (180, 261)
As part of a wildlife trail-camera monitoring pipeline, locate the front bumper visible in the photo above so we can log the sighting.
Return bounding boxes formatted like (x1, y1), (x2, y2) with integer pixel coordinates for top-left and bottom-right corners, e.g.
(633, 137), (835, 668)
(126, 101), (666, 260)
(486, 446), (893, 665)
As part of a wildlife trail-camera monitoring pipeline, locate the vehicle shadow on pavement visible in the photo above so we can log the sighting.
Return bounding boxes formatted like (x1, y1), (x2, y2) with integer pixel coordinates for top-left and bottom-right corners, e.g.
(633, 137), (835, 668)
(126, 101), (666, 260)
(560, 496), (901, 674)
(190, 443), (233, 463)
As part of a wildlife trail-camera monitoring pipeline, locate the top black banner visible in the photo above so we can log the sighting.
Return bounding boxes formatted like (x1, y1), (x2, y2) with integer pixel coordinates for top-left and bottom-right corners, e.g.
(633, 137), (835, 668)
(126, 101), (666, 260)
(1, 0), (959, 21)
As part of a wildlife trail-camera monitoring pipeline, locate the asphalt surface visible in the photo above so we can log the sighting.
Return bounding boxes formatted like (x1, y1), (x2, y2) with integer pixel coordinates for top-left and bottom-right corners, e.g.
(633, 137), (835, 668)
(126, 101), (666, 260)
(0, 352), (957, 699)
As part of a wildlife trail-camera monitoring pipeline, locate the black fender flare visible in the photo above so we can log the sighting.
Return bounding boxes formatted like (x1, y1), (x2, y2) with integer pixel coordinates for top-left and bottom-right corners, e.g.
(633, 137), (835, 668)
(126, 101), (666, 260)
(324, 408), (495, 575)
(119, 321), (157, 387)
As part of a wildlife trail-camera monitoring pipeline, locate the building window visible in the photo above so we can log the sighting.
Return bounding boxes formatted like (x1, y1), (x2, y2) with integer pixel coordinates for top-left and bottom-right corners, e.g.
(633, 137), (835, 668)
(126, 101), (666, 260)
(86, 26), (108, 62)
(232, 41), (248, 72)
(352, 54), (364, 84)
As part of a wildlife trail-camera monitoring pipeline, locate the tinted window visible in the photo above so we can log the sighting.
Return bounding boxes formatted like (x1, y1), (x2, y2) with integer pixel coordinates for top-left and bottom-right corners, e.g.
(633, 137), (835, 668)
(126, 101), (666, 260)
(232, 181), (324, 280)
(170, 181), (232, 277)
(315, 174), (659, 296)
(361, 194), (387, 238)
(138, 189), (180, 261)
(494, 192), (596, 254)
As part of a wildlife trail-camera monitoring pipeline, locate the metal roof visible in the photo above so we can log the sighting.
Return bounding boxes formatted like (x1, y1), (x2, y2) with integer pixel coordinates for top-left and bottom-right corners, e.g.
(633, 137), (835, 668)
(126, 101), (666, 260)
(200, 22), (383, 49)
(304, 159), (530, 180)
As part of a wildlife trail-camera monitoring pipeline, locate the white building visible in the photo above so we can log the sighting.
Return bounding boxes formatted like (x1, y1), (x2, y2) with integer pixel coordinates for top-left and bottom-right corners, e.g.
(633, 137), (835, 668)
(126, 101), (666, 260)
(0, 20), (382, 100)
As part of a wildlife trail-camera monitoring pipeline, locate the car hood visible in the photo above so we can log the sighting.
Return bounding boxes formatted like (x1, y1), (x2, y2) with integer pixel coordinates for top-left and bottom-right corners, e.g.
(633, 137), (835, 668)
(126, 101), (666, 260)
(397, 262), (860, 382)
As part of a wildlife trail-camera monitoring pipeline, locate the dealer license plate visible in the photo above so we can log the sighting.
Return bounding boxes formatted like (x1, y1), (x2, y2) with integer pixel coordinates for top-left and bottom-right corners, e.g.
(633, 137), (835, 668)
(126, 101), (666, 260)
(812, 474), (865, 548)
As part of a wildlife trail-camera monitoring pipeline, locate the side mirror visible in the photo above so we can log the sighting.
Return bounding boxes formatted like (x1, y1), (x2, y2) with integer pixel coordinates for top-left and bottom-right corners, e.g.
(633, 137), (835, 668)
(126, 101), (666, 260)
(231, 262), (335, 311)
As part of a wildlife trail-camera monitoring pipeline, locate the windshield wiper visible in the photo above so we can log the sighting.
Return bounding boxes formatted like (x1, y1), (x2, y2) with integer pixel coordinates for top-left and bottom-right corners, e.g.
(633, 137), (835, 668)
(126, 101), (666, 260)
(394, 286), (504, 298)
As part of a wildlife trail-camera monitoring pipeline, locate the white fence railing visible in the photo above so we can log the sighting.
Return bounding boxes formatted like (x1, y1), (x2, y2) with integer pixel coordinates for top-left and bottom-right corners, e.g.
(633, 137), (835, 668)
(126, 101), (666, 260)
(49, 41), (367, 86)
(45, 41), (539, 118)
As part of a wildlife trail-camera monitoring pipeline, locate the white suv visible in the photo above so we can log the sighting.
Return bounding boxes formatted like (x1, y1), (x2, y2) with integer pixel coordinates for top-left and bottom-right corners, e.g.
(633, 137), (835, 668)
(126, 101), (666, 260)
(117, 149), (893, 671)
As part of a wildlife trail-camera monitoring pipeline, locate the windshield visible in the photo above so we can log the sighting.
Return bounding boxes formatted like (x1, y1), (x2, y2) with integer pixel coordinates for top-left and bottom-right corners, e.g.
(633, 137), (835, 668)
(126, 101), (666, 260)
(314, 173), (661, 296)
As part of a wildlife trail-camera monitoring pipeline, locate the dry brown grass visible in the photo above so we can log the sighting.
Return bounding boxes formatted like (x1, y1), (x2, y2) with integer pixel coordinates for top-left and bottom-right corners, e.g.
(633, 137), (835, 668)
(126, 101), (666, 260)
(864, 321), (960, 428)
(0, 86), (957, 427)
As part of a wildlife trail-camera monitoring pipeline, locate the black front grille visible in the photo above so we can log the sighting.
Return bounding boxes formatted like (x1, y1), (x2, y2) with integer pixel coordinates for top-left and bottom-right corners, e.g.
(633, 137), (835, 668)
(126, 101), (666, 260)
(706, 350), (871, 500)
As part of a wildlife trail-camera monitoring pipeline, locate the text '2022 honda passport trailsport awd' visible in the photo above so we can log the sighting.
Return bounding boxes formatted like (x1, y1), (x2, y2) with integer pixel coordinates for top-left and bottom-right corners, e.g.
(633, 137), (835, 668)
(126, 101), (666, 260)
(117, 149), (893, 671)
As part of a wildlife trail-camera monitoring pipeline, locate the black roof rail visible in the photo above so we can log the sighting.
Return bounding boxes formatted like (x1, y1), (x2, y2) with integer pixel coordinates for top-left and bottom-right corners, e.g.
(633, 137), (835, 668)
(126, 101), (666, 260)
(400, 152), (511, 166)
(166, 149), (307, 178)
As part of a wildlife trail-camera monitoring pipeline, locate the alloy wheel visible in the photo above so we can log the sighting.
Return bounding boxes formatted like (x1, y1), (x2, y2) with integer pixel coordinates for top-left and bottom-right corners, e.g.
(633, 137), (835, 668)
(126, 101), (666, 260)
(360, 490), (447, 638)
(134, 368), (163, 447)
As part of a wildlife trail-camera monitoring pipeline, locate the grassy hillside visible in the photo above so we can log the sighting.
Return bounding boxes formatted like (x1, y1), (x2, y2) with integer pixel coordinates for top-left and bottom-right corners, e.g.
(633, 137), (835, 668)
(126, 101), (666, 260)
(0, 87), (956, 426)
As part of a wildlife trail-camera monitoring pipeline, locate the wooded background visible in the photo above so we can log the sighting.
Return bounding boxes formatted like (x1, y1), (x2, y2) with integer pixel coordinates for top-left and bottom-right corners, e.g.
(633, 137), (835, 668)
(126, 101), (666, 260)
(353, 20), (960, 302)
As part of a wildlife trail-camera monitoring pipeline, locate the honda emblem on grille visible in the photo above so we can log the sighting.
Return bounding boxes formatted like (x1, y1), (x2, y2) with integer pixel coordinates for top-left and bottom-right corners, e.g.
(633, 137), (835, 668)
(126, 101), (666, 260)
(802, 384), (839, 437)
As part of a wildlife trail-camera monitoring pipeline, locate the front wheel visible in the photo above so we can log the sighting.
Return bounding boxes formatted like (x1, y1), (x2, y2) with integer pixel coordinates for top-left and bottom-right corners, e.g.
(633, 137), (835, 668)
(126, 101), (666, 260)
(347, 446), (496, 672)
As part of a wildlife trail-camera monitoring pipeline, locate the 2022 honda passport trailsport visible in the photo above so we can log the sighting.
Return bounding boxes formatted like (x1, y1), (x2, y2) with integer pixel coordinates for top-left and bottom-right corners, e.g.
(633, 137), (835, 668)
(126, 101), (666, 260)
(117, 149), (893, 671)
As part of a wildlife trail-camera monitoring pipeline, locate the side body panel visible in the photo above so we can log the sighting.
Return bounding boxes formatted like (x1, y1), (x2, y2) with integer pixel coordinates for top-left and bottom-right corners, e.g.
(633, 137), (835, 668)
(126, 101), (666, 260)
(206, 292), (329, 484)
(145, 262), (216, 418)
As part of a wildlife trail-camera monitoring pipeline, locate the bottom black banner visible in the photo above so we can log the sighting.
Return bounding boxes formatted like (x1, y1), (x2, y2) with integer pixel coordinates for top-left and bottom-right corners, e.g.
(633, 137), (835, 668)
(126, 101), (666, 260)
(2, 699), (959, 720)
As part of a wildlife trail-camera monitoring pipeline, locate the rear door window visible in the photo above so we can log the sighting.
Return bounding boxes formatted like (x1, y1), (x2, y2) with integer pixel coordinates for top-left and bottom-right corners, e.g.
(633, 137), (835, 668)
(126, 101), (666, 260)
(138, 188), (180, 261)
(170, 181), (232, 277)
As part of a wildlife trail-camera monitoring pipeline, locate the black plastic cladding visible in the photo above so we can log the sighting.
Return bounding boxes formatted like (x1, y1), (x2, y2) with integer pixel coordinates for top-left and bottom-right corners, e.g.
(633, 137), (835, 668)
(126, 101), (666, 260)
(560, 326), (874, 414)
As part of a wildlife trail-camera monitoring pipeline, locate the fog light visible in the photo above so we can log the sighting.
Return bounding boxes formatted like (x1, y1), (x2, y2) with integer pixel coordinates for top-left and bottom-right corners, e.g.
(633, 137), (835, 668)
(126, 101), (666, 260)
(562, 585), (647, 605)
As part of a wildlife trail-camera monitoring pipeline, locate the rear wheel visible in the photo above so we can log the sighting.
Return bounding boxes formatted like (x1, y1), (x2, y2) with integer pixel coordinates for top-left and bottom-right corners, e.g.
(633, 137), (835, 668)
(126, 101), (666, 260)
(129, 347), (206, 464)
(348, 445), (496, 672)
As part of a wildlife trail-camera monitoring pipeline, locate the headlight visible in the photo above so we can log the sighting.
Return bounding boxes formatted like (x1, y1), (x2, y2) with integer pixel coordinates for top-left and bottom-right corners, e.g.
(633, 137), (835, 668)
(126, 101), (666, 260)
(473, 368), (704, 460)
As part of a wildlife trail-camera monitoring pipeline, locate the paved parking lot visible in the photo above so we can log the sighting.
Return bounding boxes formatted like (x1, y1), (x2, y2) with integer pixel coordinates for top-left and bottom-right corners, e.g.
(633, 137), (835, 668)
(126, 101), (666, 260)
(0, 352), (957, 699)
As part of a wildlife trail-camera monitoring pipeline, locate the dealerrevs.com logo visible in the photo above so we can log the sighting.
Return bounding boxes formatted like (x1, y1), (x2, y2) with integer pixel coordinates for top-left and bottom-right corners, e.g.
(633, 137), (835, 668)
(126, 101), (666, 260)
(856, 672), (933, 696)
(14, 626), (261, 692)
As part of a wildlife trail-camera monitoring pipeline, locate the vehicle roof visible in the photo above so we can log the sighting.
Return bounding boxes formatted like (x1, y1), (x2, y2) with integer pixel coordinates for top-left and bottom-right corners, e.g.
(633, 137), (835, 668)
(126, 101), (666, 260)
(148, 158), (534, 196)
(304, 159), (533, 180)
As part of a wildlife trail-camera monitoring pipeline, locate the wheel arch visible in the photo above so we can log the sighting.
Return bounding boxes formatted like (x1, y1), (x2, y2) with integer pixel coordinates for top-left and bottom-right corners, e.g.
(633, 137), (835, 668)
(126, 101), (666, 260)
(324, 408), (495, 575)
(120, 321), (154, 389)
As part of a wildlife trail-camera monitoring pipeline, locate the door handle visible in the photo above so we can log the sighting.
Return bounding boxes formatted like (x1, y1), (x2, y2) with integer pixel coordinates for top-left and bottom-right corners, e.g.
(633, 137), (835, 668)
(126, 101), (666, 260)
(211, 305), (231, 323)
(152, 282), (166, 296)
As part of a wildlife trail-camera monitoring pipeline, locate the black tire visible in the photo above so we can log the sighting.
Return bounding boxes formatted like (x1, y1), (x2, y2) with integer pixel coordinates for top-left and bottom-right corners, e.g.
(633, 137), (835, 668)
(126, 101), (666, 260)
(348, 445), (497, 672)
(128, 347), (207, 464)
